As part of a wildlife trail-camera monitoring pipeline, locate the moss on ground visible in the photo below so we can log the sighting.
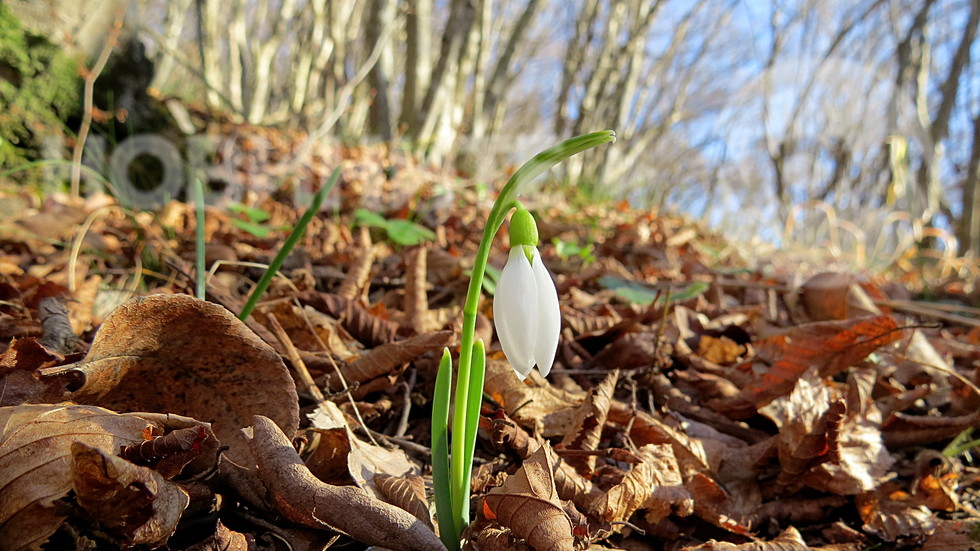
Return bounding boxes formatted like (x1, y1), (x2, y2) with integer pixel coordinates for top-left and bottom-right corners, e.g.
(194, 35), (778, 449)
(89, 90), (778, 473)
(0, 4), (80, 179)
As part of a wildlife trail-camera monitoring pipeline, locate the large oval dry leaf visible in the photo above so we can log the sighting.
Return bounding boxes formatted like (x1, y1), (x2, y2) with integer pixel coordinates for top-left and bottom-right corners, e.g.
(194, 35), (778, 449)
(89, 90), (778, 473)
(39, 294), (299, 465)
(0, 404), (155, 551)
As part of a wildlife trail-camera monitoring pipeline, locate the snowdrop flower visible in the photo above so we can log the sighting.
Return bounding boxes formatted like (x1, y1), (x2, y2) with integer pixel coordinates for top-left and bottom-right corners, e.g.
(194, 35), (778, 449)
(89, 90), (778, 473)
(493, 207), (560, 380)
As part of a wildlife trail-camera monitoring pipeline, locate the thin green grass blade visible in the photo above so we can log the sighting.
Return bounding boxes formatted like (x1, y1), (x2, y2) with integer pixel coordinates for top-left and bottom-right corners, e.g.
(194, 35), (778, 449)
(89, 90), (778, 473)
(193, 178), (206, 300)
(431, 348), (459, 550)
(239, 168), (339, 320)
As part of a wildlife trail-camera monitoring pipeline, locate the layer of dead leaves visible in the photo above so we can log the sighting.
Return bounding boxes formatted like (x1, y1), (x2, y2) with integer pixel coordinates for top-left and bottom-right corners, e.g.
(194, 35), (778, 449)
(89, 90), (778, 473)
(1, 142), (979, 551)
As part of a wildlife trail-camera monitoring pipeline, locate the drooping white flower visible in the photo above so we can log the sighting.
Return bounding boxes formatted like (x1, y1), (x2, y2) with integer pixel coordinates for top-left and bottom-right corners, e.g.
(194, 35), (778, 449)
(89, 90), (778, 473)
(493, 208), (560, 380)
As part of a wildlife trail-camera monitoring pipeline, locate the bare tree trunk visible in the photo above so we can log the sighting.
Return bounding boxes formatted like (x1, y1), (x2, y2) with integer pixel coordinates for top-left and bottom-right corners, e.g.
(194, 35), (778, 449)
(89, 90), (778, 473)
(959, 113), (980, 254)
(413, 0), (476, 151)
(196, 0), (225, 111)
(302, 0), (336, 121)
(247, 0), (299, 123)
(152, 0), (190, 91)
(400, 0), (433, 134)
(480, 0), (540, 140)
(570, 1), (627, 138)
(916, 0), (979, 225)
(468, 0), (493, 142)
(556, 0), (600, 136)
(367, 0), (396, 140)
(226, 1), (246, 114)
(596, 0), (663, 185)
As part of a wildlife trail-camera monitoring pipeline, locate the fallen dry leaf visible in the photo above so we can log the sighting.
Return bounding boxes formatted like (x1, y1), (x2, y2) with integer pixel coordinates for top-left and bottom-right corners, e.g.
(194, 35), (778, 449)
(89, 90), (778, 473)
(682, 525), (860, 550)
(37, 294), (299, 465)
(484, 357), (582, 437)
(328, 329), (452, 390)
(728, 315), (902, 413)
(587, 443), (692, 528)
(70, 442), (189, 547)
(246, 415), (444, 551)
(855, 482), (937, 542)
(559, 370), (618, 475)
(920, 519), (980, 550)
(375, 473), (434, 530)
(0, 404), (158, 551)
(482, 445), (575, 551)
(184, 519), (251, 551)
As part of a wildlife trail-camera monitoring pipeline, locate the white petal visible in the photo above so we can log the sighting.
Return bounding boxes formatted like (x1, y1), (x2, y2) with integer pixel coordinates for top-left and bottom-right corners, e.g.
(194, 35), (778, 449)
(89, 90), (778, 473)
(529, 248), (560, 377)
(493, 247), (538, 377)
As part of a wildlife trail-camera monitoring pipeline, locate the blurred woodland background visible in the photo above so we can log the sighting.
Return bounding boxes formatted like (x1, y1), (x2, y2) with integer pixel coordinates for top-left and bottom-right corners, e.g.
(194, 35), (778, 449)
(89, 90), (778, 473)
(2, 0), (980, 256)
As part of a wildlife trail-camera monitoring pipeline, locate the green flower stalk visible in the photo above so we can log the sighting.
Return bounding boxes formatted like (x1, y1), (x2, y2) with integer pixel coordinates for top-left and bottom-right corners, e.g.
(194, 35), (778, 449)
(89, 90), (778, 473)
(431, 131), (615, 550)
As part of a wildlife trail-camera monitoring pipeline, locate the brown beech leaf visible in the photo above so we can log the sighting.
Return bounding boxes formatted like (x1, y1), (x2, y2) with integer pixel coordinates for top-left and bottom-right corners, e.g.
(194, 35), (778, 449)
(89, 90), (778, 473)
(404, 246), (436, 334)
(119, 425), (211, 479)
(327, 330), (452, 390)
(38, 297), (76, 354)
(184, 519), (251, 551)
(375, 473), (434, 530)
(587, 444), (692, 529)
(70, 442), (189, 547)
(795, 375), (893, 496)
(855, 482), (937, 542)
(761, 373), (846, 494)
(920, 519), (980, 551)
(484, 358), (583, 437)
(337, 226), (375, 302)
(747, 495), (849, 528)
(697, 335), (745, 365)
(0, 404), (156, 551)
(37, 294), (299, 465)
(882, 410), (980, 448)
(559, 370), (618, 475)
(299, 291), (398, 347)
(0, 337), (73, 407)
(682, 525), (859, 550)
(684, 473), (752, 536)
(482, 445), (574, 551)
(246, 415), (444, 551)
(732, 315), (902, 412)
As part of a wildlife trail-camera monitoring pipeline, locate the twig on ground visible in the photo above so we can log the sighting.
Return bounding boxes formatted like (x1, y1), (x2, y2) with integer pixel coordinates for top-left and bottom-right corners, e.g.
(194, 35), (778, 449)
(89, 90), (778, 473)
(71, 11), (125, 198)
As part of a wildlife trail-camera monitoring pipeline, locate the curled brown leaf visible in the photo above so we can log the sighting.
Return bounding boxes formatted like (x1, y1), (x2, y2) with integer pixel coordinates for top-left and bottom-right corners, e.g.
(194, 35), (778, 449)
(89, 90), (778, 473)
(246, 415), (444, 551)
(482, 445), (574, 551)
(71, 442), (189, 547)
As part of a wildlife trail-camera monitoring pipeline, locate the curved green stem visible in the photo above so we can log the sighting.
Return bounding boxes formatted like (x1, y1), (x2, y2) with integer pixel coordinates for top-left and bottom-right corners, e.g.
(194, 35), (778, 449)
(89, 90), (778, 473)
(448, 130), (615, 534)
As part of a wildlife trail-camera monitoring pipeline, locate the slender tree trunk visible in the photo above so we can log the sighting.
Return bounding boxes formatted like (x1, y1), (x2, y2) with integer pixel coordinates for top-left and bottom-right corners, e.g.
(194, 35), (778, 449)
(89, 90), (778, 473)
(413, 0), (476, 151)
(481, 0), (539, 140)
(400, 0), (433, 134)
(367, 0), (396, 140)
(556, 0), (600, 136)
(959, 114), (980, 254)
